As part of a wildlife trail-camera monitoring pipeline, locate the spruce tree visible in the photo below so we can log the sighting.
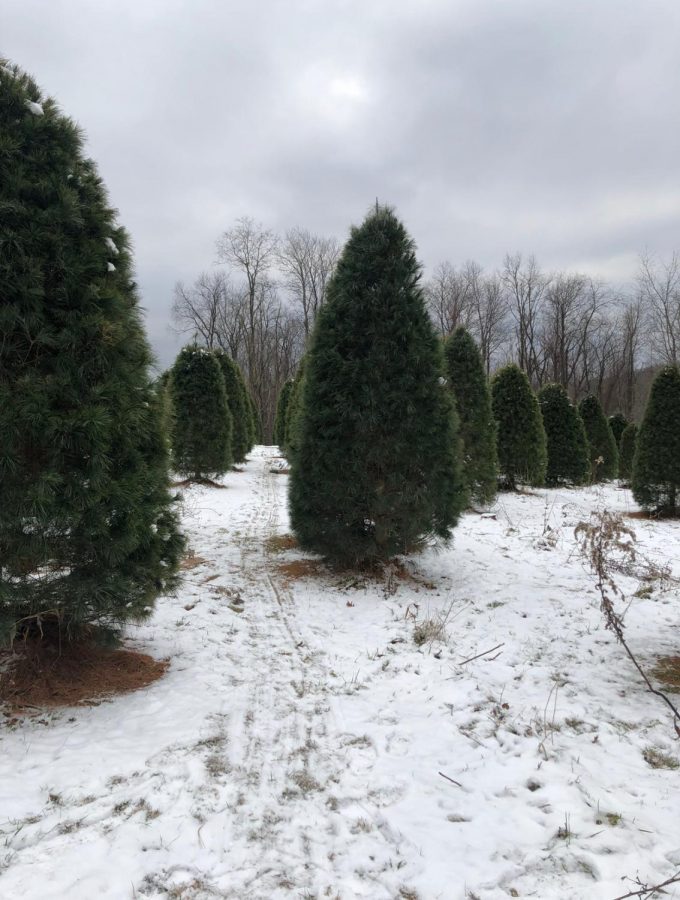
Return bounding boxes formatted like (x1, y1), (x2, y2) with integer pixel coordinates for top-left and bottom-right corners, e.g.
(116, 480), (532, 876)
(274, 380), (294, 448)
(247, 392), (261, 446)
(538, 384), (589, 486)
(444, 327), (497, 505)
(213, 350), (250, 464)
(170, 346), (232, 480)
(289, 205), (464, 565)
(491, 365), (547, 489)
(609, 412), (628, 448)
(0, 61), (183, 642)
(579, 394), (618, 481)
(632, 366), (680, 515)
(618, 422), (638, 483)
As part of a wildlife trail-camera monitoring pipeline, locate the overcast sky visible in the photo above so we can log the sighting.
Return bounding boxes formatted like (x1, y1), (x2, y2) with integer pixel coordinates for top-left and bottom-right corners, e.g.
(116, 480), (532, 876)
(4, 0), (680, 365)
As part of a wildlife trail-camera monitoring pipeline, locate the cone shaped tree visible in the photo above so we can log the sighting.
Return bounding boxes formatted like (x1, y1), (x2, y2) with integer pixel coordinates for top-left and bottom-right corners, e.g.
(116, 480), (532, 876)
(579, 394), (618, 481)
(618, 422), (638, 483)
(538, 384), (590, 486)
(609, 413), (628, 448)
(289, 205), (464, 565)
(247, 392), (261, 446)
(491, 365), (547, 489)
(274, 380), (294, 448)
(283, 357), (307, 462)
(632, 366), (680, 515)
(170, 346), (232, 480)
(444, 327), (497, 505)
(0, 61), (183, 642)
(213, 350), (250, 464)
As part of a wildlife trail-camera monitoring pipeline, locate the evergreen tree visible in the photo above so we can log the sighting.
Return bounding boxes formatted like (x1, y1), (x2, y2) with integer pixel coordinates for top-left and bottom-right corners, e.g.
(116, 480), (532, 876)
(289, 205), (464, 566)
(170, 346), (232, 480)
(274, 380), (294, 448)
(444, 327), (497, 504)
(609, 412), (628, 448)
(538, 384), (589, 486)
(632, 366), (680, 515)
(213, 350), (250, 464)
(579, 394), (618, 481)
(283, 358), (307, 461)
(247, 393), (261, 446)
(0, 61), (183, 642)
(491, 365), (547, 489)
(618, 422), (638, 483)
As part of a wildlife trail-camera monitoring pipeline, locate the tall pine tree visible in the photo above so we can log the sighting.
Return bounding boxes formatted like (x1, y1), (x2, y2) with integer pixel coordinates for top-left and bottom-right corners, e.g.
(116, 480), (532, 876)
(274, 379), (294, 448)
(283, 357), (307, 461)
(491, 365), (547, 489)
(213, 350), (250, 464)
(618, 422), (638, 483)
(609, 412), (628, 448)
(289, 205), (464, 565)
(579, 394), (618, 481)
(538, 384), (589, 486)
(170, 346), (232, 480)
(444, 327), (497, 505)
(632, 366), (680, 515)
(0, 61), (183, 642)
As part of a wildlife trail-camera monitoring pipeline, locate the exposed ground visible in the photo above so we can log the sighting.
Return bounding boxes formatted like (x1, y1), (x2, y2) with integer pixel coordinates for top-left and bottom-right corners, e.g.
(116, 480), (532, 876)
(0, 448), (679, 899)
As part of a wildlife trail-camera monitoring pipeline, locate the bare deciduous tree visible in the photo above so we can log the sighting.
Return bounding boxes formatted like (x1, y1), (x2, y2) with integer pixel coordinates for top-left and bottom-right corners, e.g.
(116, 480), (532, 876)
(637, 251), (680, 364)
(279, 228), (340, 337)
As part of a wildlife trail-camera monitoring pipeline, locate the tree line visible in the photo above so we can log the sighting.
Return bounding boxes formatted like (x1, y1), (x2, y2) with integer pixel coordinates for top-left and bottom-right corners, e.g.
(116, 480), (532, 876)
(174, 225), (680, 440)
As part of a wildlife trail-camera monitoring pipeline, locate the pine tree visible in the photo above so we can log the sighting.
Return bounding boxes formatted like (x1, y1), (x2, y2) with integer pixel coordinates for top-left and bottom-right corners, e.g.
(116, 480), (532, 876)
(283, 358), (307, 461)
(213, 350), (250, 464)
(491, 365), (547, 489)
(609, 412), (628, 448)
(274, 380), (294, 448)
(538, 384), (590, 486)
(0, 61), (183, 642)
(579, 394), (618, 481)
(618, 422), (638, 483)
(444, 327), (497, 504)
(170, 346), (232, 480)
(289, 205), (464, 565)
(632, 366), (680, 515)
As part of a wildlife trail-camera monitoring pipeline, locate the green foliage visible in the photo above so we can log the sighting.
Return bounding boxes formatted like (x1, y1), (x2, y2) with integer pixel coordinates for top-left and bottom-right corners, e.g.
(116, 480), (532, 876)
(618, 422), (638, 483)
(632, 366), (680, 514)
(274, 380), (294, 448)
(609, 412), (628, 448)
(538, 384), (589, 486)
(0, 61), (183, 642)
(247, 392), (261, 445)
(579, 394), (618, 481)
(289, 205), (464, 566)
(283, 358), (307, 461)
(491, 365), (547, 489)
(444, 327), (497, 504)
(213, 350), (250, 464)
(170, 346), (232, 479)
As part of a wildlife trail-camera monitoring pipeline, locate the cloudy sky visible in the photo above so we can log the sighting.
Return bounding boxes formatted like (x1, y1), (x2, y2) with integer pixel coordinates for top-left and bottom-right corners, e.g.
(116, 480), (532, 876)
(4, 0), (680, 364)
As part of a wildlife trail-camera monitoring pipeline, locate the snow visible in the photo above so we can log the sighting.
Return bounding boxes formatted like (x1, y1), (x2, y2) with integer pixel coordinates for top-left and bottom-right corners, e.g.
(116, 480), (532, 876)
(105, 237), (119, 255)
(107, 262), (116, 272)
(1, 448), (678, 899)
(25, 100), (44, 116)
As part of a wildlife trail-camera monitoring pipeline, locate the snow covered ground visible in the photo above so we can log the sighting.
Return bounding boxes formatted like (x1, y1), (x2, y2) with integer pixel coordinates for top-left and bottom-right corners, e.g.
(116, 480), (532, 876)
(1, 446), (679, 899)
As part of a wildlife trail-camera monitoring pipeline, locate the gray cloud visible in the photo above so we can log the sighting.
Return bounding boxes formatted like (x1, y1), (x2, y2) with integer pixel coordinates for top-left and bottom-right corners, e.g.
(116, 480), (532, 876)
(5, 0), (680, 364)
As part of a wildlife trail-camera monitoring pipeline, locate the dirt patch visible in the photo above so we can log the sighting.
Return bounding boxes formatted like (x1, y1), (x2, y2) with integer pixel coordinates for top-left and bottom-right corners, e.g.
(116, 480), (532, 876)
(265, 534), (299, 553)
(277, 559), (326, 580)
(625, 509), (678, 520)
(180, 552), (209, 570)
(653, 656), (680, 693)
(0, 638), (168, 713)
(170, 478), (226, 489)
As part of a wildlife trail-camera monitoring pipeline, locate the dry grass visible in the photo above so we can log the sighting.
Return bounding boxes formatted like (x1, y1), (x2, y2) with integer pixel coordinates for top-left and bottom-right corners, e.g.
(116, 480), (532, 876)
(277, 559), (326, 580)
(643, 746), (679, 769)
(265, 534), (299, 553)
(180, 552), (209, 570)
(652, 656), (680, 694)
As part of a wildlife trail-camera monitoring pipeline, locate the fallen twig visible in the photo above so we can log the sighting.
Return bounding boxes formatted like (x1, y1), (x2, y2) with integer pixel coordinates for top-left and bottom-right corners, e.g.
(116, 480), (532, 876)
(457, 643), (504, 666)
(438, 771), (462, 787)
(610, 869), (680, 899)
